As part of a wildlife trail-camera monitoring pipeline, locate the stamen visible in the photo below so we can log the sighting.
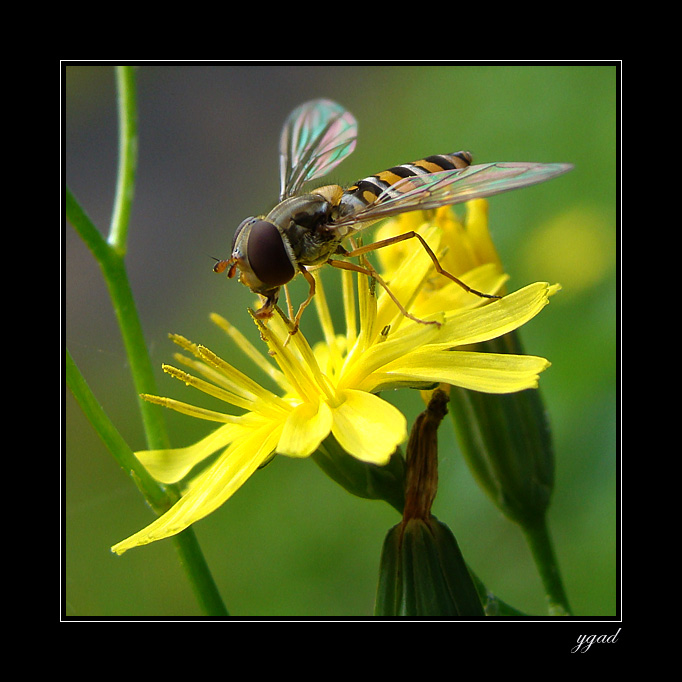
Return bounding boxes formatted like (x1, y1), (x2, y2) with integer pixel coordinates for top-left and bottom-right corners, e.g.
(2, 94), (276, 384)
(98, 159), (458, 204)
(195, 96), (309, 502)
(312, 271), (336, 347)
(162, 365), (258, 412)
(195, 347), (289, 409)
(141, 394), (243, 423)
(251, 312), (320, 401)
(341, 269), (357, 348)
(210, 312), (290, 392)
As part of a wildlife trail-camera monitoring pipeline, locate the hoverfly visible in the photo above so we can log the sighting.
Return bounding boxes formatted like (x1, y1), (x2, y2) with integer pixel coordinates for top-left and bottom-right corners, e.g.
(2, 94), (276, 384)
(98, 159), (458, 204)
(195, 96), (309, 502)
(214, 99), (572, 333)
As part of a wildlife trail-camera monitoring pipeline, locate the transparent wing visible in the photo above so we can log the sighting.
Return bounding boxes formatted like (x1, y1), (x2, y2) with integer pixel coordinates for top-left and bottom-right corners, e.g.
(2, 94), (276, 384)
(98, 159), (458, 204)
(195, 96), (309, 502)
(279, 99), (358, 200)
(333, 161), (573, 228)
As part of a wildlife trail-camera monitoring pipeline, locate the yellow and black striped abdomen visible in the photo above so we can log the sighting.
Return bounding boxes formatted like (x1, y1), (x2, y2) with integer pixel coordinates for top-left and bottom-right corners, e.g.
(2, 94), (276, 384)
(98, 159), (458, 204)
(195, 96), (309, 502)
(342, 151), (473, 209)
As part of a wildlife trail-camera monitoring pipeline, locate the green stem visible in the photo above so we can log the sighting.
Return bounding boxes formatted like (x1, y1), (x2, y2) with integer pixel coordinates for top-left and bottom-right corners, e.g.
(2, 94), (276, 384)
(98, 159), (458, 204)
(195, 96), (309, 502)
(66, 65), (228, 616)
(66, 349), (229, 616)
(173, 529), (230, 617)
(521, 516), (572, 616)
(66, 187), (169, 451)
(66, 347), (168, 510)
(109, 65), (137, 254)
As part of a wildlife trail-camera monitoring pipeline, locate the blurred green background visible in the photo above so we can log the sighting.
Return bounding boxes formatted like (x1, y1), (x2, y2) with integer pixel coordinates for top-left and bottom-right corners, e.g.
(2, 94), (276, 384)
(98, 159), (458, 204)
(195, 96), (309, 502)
(65, 64), (617, 617)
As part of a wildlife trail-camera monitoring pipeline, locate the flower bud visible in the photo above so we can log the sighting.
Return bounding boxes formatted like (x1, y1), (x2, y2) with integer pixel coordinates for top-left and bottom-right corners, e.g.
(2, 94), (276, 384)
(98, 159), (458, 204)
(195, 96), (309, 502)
(375, 516), (484, 618)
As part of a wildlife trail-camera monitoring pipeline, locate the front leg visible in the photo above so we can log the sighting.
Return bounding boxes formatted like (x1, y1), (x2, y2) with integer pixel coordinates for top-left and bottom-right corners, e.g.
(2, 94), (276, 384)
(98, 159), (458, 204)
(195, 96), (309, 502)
(253, 287), (281, 320)
(289, 265), (317, 336)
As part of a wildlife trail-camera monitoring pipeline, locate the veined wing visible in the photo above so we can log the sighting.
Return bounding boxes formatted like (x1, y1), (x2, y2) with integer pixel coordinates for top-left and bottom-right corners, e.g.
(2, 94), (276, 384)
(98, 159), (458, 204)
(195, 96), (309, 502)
(332, 161), (573, 227)
(279, 99), (358, 200)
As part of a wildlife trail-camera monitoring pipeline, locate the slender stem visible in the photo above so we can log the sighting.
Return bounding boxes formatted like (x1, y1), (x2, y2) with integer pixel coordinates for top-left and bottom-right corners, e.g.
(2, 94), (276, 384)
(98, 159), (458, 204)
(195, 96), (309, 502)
(66, 349), (229, 616)
(65, 348), (168, 510)
(66, 66), (229, 616)
(108, 66), (137, 254)
(521, 516), (572, 616)
(66, 187), (169, 451)
(173, 530), (230, 616)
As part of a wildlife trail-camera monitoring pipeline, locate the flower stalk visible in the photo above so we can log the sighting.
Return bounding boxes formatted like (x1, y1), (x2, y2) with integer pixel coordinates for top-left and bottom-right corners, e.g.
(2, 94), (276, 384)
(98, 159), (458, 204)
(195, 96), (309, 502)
(375, 389), (485, 617)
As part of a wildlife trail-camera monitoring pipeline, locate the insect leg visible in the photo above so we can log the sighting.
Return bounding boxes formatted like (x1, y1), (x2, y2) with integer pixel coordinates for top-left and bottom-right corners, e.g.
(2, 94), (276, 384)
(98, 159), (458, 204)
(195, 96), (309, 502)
(282, 283), (296, 322)
(340, 231), (502, 300)
(289, 265), (317, 336)
(326, 258), (440, 328)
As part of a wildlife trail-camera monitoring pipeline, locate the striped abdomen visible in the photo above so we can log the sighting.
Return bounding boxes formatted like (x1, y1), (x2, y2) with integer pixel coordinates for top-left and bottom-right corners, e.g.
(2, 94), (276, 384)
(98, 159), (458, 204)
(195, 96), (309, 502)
(339, 151), (473, 213)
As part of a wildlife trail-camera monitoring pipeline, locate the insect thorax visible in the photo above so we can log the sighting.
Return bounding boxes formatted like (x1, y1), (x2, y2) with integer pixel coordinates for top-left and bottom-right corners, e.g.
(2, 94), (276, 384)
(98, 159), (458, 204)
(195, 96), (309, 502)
(265, 193), (345, 267)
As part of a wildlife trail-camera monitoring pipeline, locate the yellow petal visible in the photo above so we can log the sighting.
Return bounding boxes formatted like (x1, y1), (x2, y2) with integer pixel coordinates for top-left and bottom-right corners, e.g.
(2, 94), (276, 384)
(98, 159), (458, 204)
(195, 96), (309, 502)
(434, 282), (551, 349)
(331, 389), (407, 465)
(374, 350), (551, 393)
(374, 224), (442, 330)
(136, 422), (244, 484)
(412, 263), (508, 317)
(338, 317), (442, 390)
(112, 420), (281, 555)
(465, 199), (503, 269)
(278, 398), (333, 457)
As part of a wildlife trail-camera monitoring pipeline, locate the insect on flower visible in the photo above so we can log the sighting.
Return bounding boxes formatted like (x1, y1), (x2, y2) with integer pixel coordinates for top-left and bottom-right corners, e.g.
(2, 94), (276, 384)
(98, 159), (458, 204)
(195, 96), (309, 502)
(214, 99), (572, 333)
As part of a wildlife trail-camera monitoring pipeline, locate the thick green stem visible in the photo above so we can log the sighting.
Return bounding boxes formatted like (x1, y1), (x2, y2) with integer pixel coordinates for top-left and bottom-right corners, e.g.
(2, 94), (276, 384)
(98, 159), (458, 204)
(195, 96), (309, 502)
(521, 516), (572, 616)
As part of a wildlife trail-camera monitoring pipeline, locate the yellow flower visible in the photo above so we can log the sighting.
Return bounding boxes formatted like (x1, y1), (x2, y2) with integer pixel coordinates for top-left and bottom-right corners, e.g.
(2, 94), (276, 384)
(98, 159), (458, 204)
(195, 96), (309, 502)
(112, 202), (554, 555)
(374, 200), (507, 319)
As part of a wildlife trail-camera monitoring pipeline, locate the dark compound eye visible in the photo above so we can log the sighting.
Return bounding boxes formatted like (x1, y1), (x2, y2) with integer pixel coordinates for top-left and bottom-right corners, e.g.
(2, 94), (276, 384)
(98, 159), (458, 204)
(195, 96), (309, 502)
(232, 216), (255, 250)
(247, 220), (295, 287)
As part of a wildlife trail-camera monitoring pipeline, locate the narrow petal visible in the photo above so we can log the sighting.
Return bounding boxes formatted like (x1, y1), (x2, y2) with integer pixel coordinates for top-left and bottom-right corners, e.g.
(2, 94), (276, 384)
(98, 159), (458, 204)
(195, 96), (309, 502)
(331, 389), (407, 465)
(278, 398), (333, 457)
(464, 199), (503, 269)
(112, 420), (281, 555)
(338, 319), (441, 390)
(140, 395), (237, 423)
(411, 263), (508, 318)
(136, 422), (244, 484)
(368, 350), (551, 394)
(434, 282), (551, 349)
